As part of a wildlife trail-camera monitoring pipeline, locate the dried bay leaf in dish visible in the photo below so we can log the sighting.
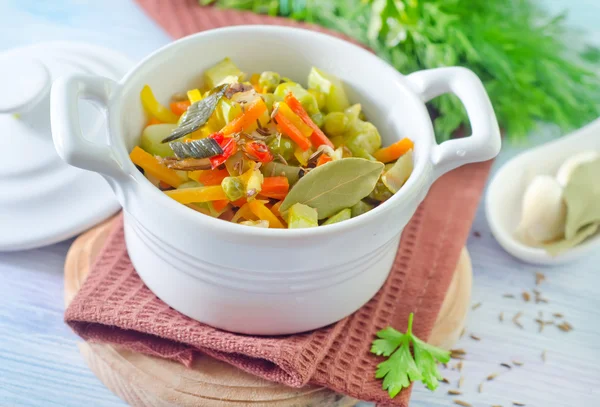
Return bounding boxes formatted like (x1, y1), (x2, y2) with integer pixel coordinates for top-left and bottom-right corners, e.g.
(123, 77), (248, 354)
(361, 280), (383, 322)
(280, 158), (384, 219)
(543, 222), (599, 256)
(562, 156), (600, 240)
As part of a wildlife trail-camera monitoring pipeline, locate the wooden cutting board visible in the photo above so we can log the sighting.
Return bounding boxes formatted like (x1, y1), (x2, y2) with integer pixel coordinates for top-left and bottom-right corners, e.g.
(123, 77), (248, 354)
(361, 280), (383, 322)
(64, 217), (472, 406)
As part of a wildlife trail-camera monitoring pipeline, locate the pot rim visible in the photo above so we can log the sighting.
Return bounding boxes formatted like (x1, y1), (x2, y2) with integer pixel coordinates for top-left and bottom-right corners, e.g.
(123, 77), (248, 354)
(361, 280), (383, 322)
(113, 25), (435, 239)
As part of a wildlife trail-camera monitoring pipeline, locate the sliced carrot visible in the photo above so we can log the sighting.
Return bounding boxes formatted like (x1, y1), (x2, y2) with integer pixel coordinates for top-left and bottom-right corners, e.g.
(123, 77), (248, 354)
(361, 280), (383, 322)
(221, 98), (267, 135)
(188, 168), (230, 186)
(130, 146), (182, 188)
(275, 112), (312, 151)
(212, 199), (230, 212)
(147, 117), (162, 126)
(170, 100), (191, 116)
(231, 197), (247, 208)
(247, 200), (285, 228)
(276, 102), (313, 139)
(316, 154), (333, 167)
(373, 138), (414, 163)
(165, 185), (227, 204)
(260, 177), (289, 199)
(284, 93), (334, 149)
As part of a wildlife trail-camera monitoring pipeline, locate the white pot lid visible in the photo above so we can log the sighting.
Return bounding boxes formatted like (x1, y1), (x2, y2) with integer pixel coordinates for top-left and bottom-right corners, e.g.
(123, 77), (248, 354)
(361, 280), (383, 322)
(0, 42), (133, 251)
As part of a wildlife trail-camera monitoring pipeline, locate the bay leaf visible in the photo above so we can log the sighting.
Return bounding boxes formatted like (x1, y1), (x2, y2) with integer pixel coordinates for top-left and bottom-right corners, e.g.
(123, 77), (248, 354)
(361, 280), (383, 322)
(161, 84), (228, 143)
(562, 156), (600, 240)
(280, 158), (384, 219)
(543, 222), (599, 256)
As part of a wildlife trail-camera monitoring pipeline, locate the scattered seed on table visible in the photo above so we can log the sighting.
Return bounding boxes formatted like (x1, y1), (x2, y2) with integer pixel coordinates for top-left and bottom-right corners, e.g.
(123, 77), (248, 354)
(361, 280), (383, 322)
(513, 312), (524, 329)
(478, 383), (483, 393)
(487, 373), (498, 381)
(553, 313), (563, 318)
(492, 405), (503, 407)
(501, 363), (512, 369)
(441, 377), (450, 384)
(454, 400), (472, 407)
(522, 291), (530, 302)
(542, 350), (547, 362)
(513, 360), (524, 366)
(513, 402), (526, 406)
(535, 271), (545, 285)
(448, 389), (462, 395)
(499, 312), (504, 322)
(470, 334), (481, 341)
(451, 349), (467, 355)
(458, 361), (463, 372)
(503, 294), (515, 299)
(558, 321), (573, 332)
(460, 328), (466, 338)
(472, 302), (482, 310)
(473, 231), (481, 237)
(458, 376), (464, 388)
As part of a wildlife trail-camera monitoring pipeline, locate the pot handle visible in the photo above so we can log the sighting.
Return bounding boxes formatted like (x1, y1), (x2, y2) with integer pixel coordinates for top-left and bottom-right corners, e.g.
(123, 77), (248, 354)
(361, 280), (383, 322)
(51, 74), (128, 181)
(406, 67), (501, 178)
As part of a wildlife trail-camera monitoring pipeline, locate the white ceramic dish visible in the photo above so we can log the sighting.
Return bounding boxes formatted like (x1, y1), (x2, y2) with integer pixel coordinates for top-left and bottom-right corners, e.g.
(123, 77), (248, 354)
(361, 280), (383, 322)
(486, 118), (600, 266)
(51, 26), (500, 335)
(0, 42), (133, 251)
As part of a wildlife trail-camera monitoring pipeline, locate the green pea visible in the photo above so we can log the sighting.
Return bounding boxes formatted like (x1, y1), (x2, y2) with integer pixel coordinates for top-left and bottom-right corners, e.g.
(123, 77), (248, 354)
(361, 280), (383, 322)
(267, 136), (295, 162)
(258, 71), (281, 93)
(323, 112), (349, 137)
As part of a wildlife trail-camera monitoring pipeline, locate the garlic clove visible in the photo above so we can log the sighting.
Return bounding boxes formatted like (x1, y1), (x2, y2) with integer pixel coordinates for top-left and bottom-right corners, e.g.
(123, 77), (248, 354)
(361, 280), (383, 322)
(516, 175), (566, 245)
(556, 151), (599, 187)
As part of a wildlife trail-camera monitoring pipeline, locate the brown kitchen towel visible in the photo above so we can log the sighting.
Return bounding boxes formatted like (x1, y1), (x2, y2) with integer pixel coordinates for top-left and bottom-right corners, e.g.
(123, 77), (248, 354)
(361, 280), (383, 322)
(66, 1), (494, 405)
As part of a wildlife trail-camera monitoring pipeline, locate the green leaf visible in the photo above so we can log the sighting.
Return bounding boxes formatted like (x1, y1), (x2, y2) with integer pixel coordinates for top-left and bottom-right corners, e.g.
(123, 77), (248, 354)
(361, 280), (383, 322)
(162, 84), (228, 143)
(280, 158), (384, 219)
(367, 0), (387, 42)
(371, 313), (449, 398)
(562, 157), (600, 240)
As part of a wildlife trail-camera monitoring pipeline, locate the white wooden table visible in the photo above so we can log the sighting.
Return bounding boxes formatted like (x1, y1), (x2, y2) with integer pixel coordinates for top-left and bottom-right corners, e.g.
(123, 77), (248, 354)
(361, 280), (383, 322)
(1, 1), (599, 406)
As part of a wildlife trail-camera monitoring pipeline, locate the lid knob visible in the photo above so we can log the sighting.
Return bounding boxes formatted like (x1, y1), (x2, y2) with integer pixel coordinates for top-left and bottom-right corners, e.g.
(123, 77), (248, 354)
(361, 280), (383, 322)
(0, 55), (51, 114)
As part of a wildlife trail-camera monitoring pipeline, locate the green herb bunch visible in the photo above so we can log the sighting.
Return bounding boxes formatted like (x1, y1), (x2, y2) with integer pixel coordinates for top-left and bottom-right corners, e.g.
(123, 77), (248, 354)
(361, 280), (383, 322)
(202, 0), (600, 142)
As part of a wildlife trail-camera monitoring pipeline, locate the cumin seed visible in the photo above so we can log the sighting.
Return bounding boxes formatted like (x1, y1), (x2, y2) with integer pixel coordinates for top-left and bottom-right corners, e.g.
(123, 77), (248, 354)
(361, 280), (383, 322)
(441, 377), (450, 384)
(478, 383), (483, 393)
(448, 389), (462, 395)
(553, 313), (564, 318)
(460, 328), (466, 338)
(512, 312), (523, 329)
(492, 405), (503, 407)
(472, 302), (482, 310)
(487, 373), (498, 381)
(454, 400), (472, 407)
(513, 402), (526, 406)
(458, 361), (463, 372)
(458, 375), (464, 388)
(503, 294), (515, 298)
(558, 321), (573, 332)
(500, 363), (512, 369)
(535, 271), (545, 285)
(499, 312), (504, 322)
(513, 360), (524, 366)
(522, 291), (530, 302)
(470, 334), (481, 341)
(451, 348), (467, 355)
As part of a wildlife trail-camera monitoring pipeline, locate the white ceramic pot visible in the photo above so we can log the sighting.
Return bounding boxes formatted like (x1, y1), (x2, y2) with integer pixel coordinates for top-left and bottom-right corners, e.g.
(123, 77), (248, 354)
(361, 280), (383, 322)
(51, 26), (500, 335)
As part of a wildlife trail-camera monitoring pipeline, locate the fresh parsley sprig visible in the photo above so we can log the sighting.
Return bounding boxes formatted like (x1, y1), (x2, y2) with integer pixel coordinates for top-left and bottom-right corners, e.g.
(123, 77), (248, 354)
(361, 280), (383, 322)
(371, 313), (450, 398)
(204, 0), (600, 142)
